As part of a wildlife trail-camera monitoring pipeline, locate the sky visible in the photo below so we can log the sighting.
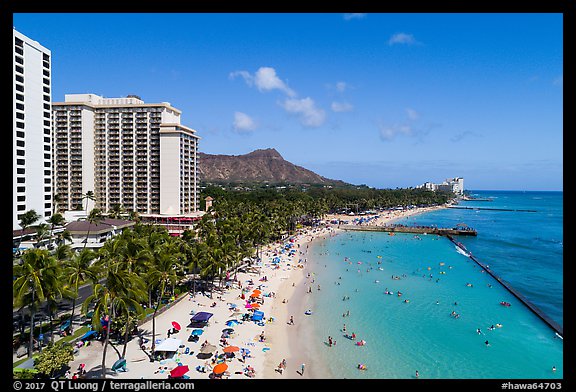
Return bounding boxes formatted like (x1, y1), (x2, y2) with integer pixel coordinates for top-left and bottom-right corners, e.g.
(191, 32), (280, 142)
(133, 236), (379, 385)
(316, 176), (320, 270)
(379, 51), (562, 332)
(12, 13), (564, 191)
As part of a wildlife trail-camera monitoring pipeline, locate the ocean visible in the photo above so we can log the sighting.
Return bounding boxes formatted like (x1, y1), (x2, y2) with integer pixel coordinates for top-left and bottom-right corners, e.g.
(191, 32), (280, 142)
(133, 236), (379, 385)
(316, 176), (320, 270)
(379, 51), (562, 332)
(305, 190), (563, 379)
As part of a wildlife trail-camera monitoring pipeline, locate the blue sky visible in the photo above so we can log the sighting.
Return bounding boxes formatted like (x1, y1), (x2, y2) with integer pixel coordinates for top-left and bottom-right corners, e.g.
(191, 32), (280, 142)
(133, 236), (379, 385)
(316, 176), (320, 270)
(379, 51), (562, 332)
(13, 13), (563, 190)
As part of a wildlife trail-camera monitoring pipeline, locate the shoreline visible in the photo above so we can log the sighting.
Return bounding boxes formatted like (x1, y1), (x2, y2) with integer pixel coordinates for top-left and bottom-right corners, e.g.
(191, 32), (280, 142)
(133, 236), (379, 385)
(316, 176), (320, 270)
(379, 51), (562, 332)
(261, 203), (448, 379)
(66, 204), (448, 380)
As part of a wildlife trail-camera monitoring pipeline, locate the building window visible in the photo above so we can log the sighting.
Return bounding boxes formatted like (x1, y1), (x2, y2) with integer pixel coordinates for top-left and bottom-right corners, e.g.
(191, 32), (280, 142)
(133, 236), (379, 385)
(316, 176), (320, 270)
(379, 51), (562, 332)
(17, 205), (25, 211)
(43, 69), (50, 77)
(16, 103), (24, 110)
(15, 65), (23, 74)
(16, 93), (24, 101)
(17, 186), (25, 192)
(16, 84), (24, 92)
(16, 131), (24, 138)
(17, 159), (25, 165)
(15, 75), (23, 83)
(16, 112), (24, 120)
(17, 177), (25, 183)
(17, 196), (25, 202)
(16, 122), (24, 129)
(15, 56), (24, 65)
(16, 140), (25, 147)
(16, 149), (24, 156)
(44, 95), (50, 102)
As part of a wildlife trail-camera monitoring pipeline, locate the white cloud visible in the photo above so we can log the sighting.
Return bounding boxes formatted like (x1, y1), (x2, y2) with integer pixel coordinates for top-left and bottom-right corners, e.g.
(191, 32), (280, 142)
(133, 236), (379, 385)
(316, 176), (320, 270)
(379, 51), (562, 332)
(336, 81), (348, 92)
(406, 108), (419, 121)
(230, 67), (295, 96)
(379, 124), (414, 141)
(281, 97), (326, 127)
(229, 70), (253, 86)
(344, 13), (367, 21)
(388, 33), (418, 46)
(553, 76), (563, 86)
(232, 111), (257, 133)
(331, 102), (354, 112)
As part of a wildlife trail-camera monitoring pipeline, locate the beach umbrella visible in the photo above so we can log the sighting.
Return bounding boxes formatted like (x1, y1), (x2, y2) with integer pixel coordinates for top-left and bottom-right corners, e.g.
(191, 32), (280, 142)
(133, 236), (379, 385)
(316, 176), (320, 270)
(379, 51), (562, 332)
(227, 303), (237, 309)
(250, 303), (260, 309)
(191, 312), (213, 322)
(112, 358), (126, 371)
(222, 328), (235, 334)
(226, 320), (239, 327)
(170, 365), (189, 378)
(191, 329), (204, 336)
(200, 344), (217, 354)
(172, 321), (181, 331)
(212, 363), (228, 374)
(252, 289), (261, 295)
(250, 293), (260, 298)
(222, 346), (239, 353)
(244, 303), (253, 309)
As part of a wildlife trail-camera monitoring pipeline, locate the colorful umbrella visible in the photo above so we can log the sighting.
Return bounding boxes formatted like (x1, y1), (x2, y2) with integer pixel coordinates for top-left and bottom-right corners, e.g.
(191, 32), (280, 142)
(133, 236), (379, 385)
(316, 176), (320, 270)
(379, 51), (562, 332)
(252, 289), (261, 295)
(170, 365), (189, 378)
(249, 303), (260, 308)
(212, 363), (228, 374)
(191, 329), (204, 336)
(222, 345), (239, 353)
(172, 321), (181, 331)
(226, 320), (239, 327)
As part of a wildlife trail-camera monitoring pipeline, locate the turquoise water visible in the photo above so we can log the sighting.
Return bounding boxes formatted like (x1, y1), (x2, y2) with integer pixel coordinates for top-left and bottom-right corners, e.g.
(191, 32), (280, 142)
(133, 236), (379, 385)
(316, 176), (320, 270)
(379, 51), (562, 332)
(306, 191), (563, 379)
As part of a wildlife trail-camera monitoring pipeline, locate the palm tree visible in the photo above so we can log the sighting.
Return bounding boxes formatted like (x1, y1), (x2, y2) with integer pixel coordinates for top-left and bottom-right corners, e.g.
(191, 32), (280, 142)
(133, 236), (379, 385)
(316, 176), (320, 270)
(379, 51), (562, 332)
(56, 229), (72, 247)
(82, 268), (145, 378)
(146, 240), (183, 353)
(13, 249), (59, 357)
(63, 248), (98, 333)
(47, 213), (66, 248)
(83, 208), (103, 249)
(15, 209), (41, 257)
(81, 190), (95, 212)
(53, 193), (63, 214)
(108, 204), (125, 219)
(34, 223), (50, 248)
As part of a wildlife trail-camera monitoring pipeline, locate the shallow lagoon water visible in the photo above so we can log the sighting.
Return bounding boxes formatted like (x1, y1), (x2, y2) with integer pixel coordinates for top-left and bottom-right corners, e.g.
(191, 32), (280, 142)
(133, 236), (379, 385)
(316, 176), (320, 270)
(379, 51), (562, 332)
(305, 191), (563, 379)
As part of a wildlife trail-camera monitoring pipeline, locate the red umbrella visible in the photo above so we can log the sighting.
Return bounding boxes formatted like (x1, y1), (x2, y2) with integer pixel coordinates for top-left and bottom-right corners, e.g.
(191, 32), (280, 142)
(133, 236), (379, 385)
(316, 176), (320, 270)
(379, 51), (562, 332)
(170, 365), (189, 378)
(172, 321), (181, 331)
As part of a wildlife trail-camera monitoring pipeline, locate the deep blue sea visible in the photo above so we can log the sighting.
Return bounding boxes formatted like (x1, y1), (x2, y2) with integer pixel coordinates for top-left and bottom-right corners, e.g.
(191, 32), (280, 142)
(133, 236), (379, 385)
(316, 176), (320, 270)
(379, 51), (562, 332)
(304, 190), (563, 379)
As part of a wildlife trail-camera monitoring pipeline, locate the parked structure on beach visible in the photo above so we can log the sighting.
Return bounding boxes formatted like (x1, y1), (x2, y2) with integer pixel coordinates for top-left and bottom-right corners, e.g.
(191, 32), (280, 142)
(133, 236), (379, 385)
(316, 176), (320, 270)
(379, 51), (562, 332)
(418, 177), (464, 195)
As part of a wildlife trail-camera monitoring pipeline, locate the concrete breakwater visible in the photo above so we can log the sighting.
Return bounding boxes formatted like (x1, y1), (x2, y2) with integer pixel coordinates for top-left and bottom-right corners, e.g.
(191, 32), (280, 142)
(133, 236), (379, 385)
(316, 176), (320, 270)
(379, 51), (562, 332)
(340, 224), (477, 236)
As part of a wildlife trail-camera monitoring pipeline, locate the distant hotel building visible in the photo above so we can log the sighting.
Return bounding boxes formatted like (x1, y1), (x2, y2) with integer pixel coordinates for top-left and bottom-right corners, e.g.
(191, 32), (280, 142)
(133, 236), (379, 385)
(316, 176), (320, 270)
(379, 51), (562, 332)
(13, 29), (53, 230)
(418, 177), (464, 195)
(52, 94), (200, 216)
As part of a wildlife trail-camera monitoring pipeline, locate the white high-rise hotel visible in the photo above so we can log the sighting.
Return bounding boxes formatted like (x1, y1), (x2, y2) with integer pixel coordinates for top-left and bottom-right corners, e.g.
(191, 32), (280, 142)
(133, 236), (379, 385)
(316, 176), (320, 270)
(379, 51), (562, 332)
(13, 28), (201, 232)
(419, 177), (464, 195)
(52, 94), (200, 216)
(13, 29), (53, 230)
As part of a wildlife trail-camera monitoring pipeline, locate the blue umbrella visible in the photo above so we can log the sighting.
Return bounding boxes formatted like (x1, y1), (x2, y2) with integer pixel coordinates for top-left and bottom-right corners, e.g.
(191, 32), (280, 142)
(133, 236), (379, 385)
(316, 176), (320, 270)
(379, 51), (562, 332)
(191, 329), (204, 336)
(226, 320), (239, 327)
(191, 312), (213, 322)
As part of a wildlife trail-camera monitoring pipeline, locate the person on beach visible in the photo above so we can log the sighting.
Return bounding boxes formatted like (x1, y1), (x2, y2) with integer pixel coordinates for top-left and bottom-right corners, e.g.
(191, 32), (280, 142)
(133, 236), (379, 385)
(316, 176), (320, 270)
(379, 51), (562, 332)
(415, 370), (420, 378)
(300, 363), (305, 375)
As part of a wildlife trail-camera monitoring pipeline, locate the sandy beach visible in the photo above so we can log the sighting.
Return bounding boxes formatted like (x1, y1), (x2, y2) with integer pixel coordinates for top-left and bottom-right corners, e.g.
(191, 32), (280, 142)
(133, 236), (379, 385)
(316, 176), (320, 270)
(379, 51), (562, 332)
(68, 204), (446, 380)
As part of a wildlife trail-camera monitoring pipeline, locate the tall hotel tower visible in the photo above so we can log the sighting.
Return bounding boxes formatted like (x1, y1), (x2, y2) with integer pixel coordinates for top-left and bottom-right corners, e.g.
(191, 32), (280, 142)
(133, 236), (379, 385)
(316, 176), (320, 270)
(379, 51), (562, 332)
(52, 94), (200, 216)
(13, 29), (53, 230)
